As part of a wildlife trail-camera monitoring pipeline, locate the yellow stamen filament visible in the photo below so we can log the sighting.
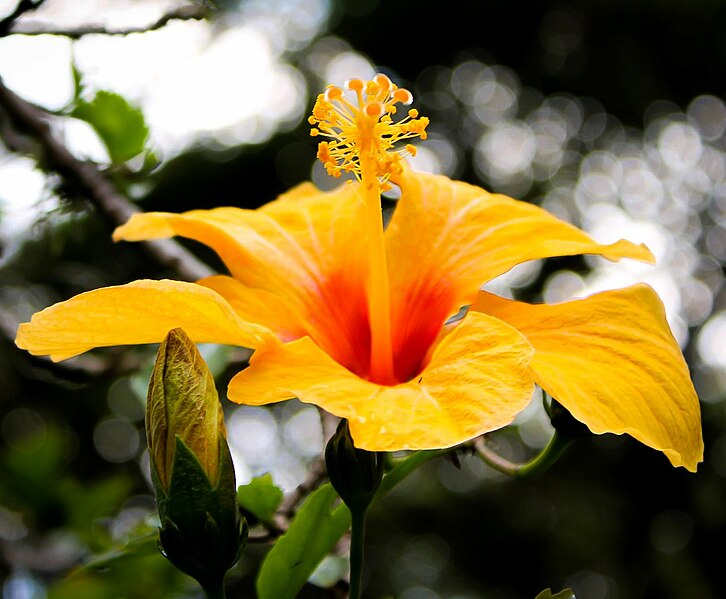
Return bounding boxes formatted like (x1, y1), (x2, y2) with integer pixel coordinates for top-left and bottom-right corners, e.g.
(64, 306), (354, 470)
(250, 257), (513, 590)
(309, 74), (429, 383)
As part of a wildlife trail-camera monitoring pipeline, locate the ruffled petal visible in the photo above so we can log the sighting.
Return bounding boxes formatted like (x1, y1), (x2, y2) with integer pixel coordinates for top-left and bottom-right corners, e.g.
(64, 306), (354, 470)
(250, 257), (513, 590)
(228, 311), (534, 451)
(472, 285), (703, 471)
(385, 167), (653, 381)
(15, 279), (277, 362)
(114, 183), (372, 375)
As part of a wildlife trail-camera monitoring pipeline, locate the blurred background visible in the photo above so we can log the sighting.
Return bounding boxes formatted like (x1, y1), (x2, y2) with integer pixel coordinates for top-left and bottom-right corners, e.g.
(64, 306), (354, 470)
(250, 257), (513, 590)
(1, 0), (725, 597)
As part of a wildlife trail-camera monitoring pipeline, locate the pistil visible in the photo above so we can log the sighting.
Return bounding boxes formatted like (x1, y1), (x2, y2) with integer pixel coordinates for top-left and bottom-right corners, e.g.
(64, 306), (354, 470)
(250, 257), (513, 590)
(309, 74), (429, 383)
(357, 112), (395, 383)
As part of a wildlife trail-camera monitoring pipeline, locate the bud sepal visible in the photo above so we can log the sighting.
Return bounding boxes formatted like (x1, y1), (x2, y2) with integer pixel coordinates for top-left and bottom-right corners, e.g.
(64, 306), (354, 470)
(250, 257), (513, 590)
(151, 435), (247, 586)
(324, 419), (384, 514)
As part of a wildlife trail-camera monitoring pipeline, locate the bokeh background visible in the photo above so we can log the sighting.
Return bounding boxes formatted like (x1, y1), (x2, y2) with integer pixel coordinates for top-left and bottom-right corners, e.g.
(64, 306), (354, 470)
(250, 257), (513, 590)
(1, 0), (725, 597)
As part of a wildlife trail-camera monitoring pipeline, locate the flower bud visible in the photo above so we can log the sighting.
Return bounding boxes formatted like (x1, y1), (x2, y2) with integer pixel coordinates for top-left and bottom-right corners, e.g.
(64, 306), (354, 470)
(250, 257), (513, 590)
(325, 419), (384, 512)
(146, 328), (246, 588)
(147, 328), (225, 491)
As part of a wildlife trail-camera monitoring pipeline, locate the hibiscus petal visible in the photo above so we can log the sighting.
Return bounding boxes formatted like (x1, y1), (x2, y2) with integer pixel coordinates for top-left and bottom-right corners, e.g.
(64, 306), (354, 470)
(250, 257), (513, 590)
(114, 183), (372, 374)
(15, 279), (277, 362)
(385, 168), (654, 382)
(113, 182), (365, 293)
(228, 311), (534, 451)
(196, 275), (304, 342)
(472, 285), (703, 471)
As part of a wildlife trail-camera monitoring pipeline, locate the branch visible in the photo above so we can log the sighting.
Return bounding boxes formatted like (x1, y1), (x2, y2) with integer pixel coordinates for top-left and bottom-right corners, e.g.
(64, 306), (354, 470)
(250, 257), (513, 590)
(7, 3), (212, 39)
(0, 77), (213, 281)
(0, 0), (46, 37)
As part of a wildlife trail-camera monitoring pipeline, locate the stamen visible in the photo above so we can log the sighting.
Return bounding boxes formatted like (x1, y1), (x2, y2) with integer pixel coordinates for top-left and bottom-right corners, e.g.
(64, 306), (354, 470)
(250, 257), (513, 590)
(308, 73), (429, 181)
(345, 78), (364, 92)
(324, 86), (344, 102)
(392, 88), (413, 105)
(364, 102), (384, 118)
(373, 73), (392, 93)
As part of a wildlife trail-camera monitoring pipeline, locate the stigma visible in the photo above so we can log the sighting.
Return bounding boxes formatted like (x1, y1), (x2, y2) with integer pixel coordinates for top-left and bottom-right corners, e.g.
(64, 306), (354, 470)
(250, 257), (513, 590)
(309, 73), (429, 182)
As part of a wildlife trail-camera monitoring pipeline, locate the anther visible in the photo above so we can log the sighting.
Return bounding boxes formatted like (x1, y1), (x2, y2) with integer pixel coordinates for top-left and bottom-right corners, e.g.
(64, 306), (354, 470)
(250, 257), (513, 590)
(392, 88), (413, 105)
(364, 102), (384, 118)
(324, 86), (344, 102)
(373, 73), (392, 92)
(346, 78), (364, 92)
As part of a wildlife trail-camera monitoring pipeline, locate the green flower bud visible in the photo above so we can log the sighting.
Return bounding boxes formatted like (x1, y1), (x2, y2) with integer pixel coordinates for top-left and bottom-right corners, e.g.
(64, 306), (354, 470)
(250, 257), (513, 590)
(147, 328), (225, 491)
(325, 419), (384, 512)
(146, 328), (246, 591)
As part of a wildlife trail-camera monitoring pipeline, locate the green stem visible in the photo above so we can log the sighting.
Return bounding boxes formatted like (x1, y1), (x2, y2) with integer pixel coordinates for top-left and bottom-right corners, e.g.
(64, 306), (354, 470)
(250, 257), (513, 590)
(199, 575), (226, 599)
(475, 431), (572, 478)
(348, 508), (367, 599)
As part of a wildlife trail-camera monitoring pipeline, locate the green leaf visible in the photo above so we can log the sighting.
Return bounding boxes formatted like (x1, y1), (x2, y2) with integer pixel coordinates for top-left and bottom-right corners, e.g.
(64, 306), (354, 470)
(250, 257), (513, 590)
(50, 534), (189, 599)
(72, 90), (149, 163)
(535, 589), (576, 599)
(75, 532), (159, 573)
(71, 62), (84, 102)
(237, 473), (283, 523)
(256, 483), (351, 599)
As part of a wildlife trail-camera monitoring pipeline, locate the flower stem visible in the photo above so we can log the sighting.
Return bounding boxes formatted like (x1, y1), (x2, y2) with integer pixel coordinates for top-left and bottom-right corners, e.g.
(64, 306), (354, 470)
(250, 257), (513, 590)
(199, 576), (227, 599)
(474, 431), (572, 478)
(348, 507), (367, 599)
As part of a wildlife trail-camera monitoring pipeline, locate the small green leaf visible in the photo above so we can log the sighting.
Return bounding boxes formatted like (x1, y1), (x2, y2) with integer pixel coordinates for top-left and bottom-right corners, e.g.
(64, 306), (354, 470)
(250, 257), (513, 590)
(256, 483), (351, 599)
(535, 589), (576, 599)
(72, 90), (149, 163)
(75, 533), (159, 573)
(237, 474), (283, 523)
(71, 62), (84, 102)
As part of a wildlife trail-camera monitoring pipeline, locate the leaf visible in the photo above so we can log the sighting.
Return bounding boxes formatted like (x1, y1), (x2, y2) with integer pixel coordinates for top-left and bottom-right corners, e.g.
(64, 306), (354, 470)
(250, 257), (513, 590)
(237, 473), (283, 523)
(535, 589), (576, 599)
(72, 90), (149, 163)
(50, 534), (189, 599)
(71, 61), (84, 103)
(256, 483), (351, 599)
(75, 532), (159, 573)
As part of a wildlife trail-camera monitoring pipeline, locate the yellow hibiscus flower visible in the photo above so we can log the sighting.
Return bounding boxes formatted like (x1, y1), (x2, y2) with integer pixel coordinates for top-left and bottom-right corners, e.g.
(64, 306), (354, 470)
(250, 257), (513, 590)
(15, 74), (703, 471)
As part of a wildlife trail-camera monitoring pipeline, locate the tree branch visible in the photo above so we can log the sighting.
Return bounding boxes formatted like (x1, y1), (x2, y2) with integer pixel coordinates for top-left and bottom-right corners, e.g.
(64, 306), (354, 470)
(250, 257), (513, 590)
(0, 77), (212, 281)
(0, 0), (46, 37)
(7, 3), (212, 39)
